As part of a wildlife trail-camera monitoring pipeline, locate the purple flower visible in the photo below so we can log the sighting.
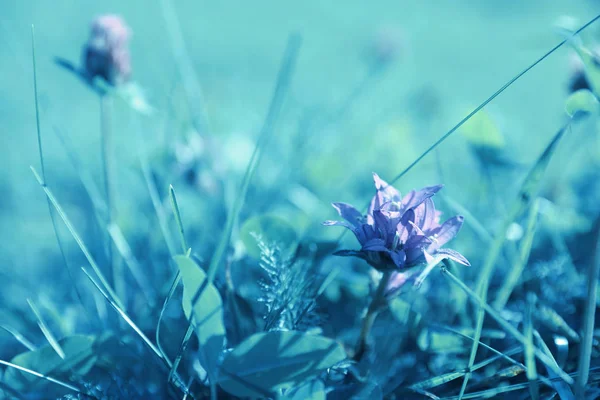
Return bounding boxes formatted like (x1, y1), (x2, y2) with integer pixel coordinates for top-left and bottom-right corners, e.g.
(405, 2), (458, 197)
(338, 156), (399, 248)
(82, 15), (132, 86)
(324, 173), (469, 290)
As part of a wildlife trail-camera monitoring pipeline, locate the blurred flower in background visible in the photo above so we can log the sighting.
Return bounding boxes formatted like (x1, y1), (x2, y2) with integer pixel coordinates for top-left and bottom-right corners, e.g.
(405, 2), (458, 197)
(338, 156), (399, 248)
(82, 14), (132, 86)
(368, 24), (406, 66)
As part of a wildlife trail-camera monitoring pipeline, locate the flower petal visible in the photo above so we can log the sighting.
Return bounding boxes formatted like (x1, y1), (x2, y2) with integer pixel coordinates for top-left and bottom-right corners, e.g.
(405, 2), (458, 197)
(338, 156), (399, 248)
(401, 184), (443, 211)
(373, 209), (393, 240)
(405, 246), (425, 265)
(323, 220), (366, 244)
(389, 249), (407, 268)
(413, 197), (437, 231)
(385, 269), (418, 296)
(414, 250), (445, 288)
(373, 173), (401, 201)
(362, 238), (388, 252)
(332, 202), (364, 227)
(436, 248), (470, 266)
(428, 215), (464, 251)
(322, 220), (353, 229)
(369, 173), (402, 216)
(333, 250), (366, 260)
(396, 209), (415, 243)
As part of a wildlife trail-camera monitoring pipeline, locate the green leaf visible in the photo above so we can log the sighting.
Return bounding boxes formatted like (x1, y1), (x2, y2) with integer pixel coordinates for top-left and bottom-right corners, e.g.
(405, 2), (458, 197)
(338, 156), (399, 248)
(459, 108), (505, 149)
(3, 335), (96, 394)
(240, 214), (298, 258)
(174, 255), (225, 377)
(218, 330), (346, 397)
(565, 89), (600, 117)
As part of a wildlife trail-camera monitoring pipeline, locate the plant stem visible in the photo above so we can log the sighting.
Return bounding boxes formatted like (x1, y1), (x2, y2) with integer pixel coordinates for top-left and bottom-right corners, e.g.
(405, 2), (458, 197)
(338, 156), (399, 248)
(100, 95), (123, 303)
(353, 271), (391, 361)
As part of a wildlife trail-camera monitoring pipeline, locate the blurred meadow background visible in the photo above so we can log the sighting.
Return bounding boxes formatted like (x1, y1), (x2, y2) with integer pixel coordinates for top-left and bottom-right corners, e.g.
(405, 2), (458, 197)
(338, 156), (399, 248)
(2, 0), (600, 399)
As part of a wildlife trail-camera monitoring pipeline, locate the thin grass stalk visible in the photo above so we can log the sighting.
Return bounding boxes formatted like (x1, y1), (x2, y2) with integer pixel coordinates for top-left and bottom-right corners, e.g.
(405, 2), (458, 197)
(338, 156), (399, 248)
(31, 166), (125, 311)
(493, 199), (540, 309)
(159, 0), (210, 134)
(31, 25), (92, 324)
(0, 325), (36, 351)
(0, 360), (86, 396)
(80, 267), (193, 398)
(26, 299), (65, 359)
(99, 94), (125, 305)
(204, 33), (301, 285)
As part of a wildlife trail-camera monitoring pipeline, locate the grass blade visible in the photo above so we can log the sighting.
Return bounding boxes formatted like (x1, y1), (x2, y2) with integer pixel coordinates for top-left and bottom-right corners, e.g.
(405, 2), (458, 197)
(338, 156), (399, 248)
(575, 218), (600, 398)
(386, 15), (600, 187)
(410, 347), (522, 391)
(493, 198), (540, 309)
(31, 25), (91, 323)
(30, 166), (125, 311)
(166, 36), (303, 387)
(107, 223), (156, 302)
(459, 122), (571, 397)
(524, 293), (539, 400)
(80, 268), (160, 358)
(136, 128), (177, 255)
(336, 15), (600, 247)
(0, 359), (84, 395)
(159, 0), (210, 134)
(534, 330), (575, 400)
(26, 299), (65, 360)
(53, 127), (108, 220)
(80, 267), (191, 398)
(0, 325), (36, 351)
(156, 184), (189, 372)
(138, 148), (177, 256)
(442, 267), (573, 385)
(204, 33), (302, 284)
(440, 194), (493, 244)
(167, 325), (194, 382)
(169, 184), (189, 254)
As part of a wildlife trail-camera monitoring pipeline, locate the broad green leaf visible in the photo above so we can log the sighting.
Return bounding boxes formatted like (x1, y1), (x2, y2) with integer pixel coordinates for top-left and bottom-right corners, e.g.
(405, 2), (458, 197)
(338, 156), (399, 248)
(459, 108), (505, 149)
(565, 89), (600, 117)
(174, 255), (225, 377)
(3, 335), (96, 394)
(283, 379), (325, 400)
(240, 214), (298, 258)
(218, 330), (346, 397)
